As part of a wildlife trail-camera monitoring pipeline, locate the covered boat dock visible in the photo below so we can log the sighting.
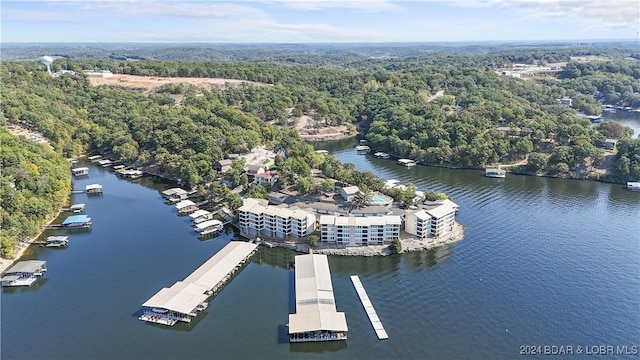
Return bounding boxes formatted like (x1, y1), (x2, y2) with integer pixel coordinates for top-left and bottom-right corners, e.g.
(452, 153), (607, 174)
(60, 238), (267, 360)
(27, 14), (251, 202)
(288, 254), (348, 342)
(61, 215), (92, 228)
(139, 241), (258, 326)
(1, 260), (47, 287)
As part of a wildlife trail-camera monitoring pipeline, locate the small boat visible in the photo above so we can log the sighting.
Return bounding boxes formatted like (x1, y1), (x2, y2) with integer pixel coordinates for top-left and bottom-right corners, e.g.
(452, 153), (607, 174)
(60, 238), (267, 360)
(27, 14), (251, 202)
(356, 145), (370, 153)
(627, 182), (640, 192)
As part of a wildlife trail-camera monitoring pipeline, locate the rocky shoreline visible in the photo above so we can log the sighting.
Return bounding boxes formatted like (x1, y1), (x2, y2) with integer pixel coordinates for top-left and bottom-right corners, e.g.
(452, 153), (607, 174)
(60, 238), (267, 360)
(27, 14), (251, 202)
(257, 222), (465, 256)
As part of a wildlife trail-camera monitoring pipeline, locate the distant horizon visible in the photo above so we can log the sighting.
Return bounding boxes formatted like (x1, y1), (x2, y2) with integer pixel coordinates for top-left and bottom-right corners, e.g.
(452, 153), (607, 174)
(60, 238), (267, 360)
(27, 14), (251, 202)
(2, 38), (637, 45)
(2, 1), (638, 43)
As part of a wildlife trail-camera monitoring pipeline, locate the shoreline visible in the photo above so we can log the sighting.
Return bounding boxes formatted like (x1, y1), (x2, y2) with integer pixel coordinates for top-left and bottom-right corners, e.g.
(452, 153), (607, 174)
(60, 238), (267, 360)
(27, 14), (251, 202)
(0, 214), (59, 275)
(256, 222), (465, 256)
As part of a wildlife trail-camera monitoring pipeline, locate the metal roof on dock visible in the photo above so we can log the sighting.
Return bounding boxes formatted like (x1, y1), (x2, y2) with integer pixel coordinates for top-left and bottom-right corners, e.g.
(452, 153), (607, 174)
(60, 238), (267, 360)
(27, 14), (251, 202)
(288, 254), (348, 334)
(62, 215), (91, 225)
(3, 260), (47, 274)
(142, 281), (209, 315)
(141, 242), (257, 316)
(183, 242), (257, 289)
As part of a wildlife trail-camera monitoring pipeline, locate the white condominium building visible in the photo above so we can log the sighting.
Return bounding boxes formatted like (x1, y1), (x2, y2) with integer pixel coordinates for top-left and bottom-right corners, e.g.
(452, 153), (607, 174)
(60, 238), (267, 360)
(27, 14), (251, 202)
(405, 200), (458, 239)
(319, 215), (401, 246)
(238, 198), (316, 239)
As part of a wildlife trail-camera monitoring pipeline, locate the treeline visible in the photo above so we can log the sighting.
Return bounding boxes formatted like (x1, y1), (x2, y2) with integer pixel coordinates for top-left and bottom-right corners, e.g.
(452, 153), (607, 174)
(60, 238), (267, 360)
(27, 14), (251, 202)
(0, 129), (72, 258)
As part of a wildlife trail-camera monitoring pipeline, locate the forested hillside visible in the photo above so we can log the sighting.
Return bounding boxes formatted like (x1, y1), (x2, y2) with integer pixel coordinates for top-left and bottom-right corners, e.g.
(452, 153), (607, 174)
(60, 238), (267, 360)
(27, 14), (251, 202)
(2, 46), (640, 198)
(0, 129), (71, 257)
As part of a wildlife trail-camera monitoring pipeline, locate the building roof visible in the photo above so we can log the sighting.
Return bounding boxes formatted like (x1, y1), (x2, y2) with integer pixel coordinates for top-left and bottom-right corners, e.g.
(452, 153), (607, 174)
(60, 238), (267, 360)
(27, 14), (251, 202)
(183, 242), (258, 290)
(142, 242), (258, 315)
(218, 159), (233, 166)
(62, 215), (91, 225)
(397, 159), (415, 164)
(85, 184), (102, 190)
(142, 281), (209, 315)
(245, 164), (265, 173)
(70, 203), (86, 210)
(341, 186), (360, 195)
(288, 254), (348, 334)
(413, 209), (431, 221)
(47, 236), (69, 242)
(175, 200), (196, 210)
(255, 172), (275, 179)
(189, 210), (212, 219)
(162, 188), (187, 196)
(194, 219), (223, 230)
(4, 260), (47, 274)
(72, 167), (89, 172)
(425, 202), (457, 219)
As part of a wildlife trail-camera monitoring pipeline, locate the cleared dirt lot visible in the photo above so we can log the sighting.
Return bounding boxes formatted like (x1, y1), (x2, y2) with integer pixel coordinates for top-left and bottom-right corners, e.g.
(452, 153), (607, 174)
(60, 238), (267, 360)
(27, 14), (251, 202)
(88, 74), (268, 92)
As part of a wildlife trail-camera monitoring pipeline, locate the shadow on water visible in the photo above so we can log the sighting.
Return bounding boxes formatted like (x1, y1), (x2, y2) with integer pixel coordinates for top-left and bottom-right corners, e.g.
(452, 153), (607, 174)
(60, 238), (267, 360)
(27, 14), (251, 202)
(277, 267), (295, 344)
(607, 185), (640, 208)
(289, 340), (348, 353)
(403, 244), (454, 270)
(251, 247), (297, 270)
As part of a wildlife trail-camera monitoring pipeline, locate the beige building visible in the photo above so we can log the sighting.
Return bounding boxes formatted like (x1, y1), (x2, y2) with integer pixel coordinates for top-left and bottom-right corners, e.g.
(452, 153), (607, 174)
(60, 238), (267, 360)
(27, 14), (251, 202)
(404, 200), (458, 239)
(238, 198), (315, 239)
(319, 215), (401, 246)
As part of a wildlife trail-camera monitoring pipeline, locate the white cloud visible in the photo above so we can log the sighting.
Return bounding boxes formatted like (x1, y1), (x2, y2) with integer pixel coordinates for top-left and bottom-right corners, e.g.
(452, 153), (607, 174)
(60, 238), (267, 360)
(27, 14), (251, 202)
(272, 0), (402, 12)
(42, 1), (269, 20)
(451, 0), (639, 30)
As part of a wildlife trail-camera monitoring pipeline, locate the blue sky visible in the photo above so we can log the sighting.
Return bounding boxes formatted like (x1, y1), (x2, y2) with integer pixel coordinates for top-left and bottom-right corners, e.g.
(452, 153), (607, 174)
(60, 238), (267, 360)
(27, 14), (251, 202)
(2, 1), (638, 43)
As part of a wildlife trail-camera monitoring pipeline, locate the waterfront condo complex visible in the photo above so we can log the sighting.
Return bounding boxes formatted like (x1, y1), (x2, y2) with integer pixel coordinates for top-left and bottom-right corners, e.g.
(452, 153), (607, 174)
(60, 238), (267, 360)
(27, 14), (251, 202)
(237, 195), (459, 246)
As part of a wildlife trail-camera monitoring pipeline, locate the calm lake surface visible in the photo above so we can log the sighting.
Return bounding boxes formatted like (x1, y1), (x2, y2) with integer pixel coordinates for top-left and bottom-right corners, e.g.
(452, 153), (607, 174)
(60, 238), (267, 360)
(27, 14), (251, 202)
(2, 139), (639, 359)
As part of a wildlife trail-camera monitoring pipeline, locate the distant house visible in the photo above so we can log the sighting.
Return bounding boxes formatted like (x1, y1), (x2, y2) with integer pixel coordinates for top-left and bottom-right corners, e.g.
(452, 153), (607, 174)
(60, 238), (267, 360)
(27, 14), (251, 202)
(215, 159), (233, 173)
(604, 139), (618, 150)
(245, 164), (266, 178)
(340, 186), (360, 201)
(255, 171), (277, 187)
(560, 97), (572, 107)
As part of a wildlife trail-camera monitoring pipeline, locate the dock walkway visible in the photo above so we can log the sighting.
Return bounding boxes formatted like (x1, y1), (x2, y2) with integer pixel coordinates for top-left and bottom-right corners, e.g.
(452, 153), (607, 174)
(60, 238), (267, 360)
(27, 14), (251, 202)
(350, 275), (388, 340)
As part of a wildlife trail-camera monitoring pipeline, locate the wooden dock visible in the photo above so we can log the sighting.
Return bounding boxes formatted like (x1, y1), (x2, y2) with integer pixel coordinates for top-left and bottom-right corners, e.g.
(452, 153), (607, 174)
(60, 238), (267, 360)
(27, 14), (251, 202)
(350, 275), (388, 340)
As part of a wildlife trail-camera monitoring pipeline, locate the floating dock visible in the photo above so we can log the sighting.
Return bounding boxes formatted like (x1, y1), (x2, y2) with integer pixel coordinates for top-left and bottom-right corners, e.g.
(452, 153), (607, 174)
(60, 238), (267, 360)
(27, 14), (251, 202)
(350, 275), (388, 340)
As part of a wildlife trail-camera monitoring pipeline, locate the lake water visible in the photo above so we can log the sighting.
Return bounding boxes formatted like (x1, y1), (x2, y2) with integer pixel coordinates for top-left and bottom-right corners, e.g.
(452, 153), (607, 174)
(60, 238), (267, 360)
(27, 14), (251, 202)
(2, 143), (639, 359)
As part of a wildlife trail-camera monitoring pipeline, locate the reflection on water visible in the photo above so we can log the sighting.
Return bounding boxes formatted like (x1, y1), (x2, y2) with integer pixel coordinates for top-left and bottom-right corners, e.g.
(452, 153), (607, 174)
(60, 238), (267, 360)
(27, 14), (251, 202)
(289, 339), (348, 353)
(252, 247), (297, 269)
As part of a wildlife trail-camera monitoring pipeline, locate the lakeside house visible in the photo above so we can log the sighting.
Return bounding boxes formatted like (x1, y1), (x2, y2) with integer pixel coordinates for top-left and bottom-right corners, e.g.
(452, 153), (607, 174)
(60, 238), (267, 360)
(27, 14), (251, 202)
(604, 139), (618, 150)
(214, 159), (233, 174)
(1, 260), (47, 287)
(254, 172), (277, 187)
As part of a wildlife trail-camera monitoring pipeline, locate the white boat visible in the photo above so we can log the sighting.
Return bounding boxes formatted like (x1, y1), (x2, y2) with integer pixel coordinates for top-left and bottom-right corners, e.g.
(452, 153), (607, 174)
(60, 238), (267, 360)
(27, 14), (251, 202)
(485, 167), (506, 178)
(356, 145), (370, 153)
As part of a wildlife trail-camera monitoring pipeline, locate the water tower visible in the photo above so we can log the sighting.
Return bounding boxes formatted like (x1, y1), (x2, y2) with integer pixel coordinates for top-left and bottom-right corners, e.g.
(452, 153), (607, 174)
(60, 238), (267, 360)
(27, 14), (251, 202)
(40, 56), (53, 74)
